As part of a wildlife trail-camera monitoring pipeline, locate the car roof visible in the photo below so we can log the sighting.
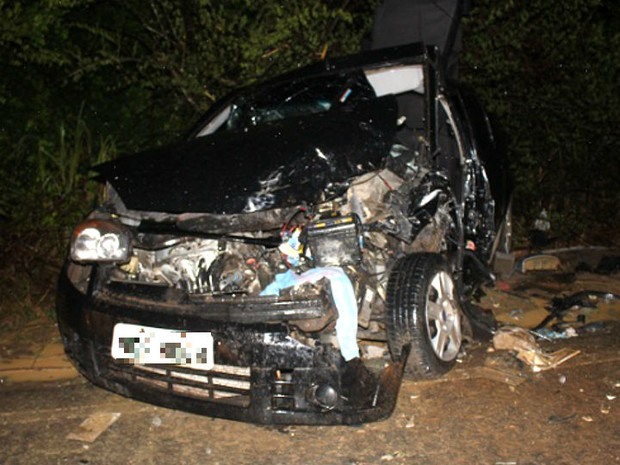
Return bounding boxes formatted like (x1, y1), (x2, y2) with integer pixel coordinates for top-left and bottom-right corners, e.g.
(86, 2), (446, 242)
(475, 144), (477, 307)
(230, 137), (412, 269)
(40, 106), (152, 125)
(265, 42), (434, 85)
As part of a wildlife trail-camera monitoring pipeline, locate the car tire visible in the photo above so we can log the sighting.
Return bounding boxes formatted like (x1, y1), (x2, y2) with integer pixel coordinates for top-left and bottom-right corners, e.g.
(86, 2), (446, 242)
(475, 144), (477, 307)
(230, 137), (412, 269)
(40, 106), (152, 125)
(386, 253), (463, 379)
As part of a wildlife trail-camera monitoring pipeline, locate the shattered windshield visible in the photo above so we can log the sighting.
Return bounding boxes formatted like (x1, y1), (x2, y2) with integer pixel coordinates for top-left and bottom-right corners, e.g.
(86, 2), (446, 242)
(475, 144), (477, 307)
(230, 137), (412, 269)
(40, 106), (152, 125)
(196, 64), (425, 137)
(197, 72), (374, 136)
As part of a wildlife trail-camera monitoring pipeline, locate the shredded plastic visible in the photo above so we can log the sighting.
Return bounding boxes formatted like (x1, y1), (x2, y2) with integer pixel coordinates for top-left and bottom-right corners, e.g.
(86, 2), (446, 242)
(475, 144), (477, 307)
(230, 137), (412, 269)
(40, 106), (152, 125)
(260, 267), (360, 361)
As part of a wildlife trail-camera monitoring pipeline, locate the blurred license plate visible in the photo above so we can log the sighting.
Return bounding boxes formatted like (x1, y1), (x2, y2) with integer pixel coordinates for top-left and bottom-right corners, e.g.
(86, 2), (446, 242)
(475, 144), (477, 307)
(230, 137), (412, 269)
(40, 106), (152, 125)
(111, 323), (214, 368)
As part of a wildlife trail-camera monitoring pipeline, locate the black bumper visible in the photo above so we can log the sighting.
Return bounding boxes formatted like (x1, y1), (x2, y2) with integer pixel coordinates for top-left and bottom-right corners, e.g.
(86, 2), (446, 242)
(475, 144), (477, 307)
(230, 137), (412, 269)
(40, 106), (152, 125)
(56, 265), (406, 425)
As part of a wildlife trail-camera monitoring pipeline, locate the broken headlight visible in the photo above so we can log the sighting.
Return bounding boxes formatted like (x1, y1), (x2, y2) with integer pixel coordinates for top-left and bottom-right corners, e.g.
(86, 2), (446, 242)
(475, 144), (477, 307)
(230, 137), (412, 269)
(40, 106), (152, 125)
(70, 219), (131, 263)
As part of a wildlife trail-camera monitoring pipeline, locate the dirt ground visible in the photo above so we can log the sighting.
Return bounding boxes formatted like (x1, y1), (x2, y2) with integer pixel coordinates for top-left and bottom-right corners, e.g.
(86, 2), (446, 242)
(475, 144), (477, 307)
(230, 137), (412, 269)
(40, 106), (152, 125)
(0, 248), (619, 465)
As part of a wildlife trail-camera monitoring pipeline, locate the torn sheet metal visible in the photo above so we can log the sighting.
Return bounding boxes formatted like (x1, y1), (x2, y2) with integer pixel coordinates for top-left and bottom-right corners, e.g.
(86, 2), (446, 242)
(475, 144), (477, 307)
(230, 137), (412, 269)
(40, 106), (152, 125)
(260, 267), (360, 361)
(340, 169), (404, 223)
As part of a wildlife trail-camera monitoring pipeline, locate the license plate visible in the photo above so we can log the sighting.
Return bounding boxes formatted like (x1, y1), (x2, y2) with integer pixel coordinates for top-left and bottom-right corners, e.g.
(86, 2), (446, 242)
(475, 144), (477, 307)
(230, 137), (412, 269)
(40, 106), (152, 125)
(111, 323), (214, 368)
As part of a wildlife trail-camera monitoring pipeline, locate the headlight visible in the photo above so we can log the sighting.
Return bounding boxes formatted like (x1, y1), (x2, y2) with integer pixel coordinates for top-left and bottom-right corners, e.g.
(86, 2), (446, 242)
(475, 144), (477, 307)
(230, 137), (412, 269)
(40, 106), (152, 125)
(70, 219), (131, 263)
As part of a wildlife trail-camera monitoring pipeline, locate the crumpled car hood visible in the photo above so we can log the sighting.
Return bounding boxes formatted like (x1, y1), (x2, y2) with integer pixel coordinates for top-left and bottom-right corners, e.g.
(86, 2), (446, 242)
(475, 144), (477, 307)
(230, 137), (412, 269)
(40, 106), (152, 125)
(95, 99), (397, 215)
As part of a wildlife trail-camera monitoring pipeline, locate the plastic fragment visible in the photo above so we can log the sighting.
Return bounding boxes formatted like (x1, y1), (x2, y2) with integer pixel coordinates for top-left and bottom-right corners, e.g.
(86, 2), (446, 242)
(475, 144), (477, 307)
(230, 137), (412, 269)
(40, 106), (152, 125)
(534, 327), (578, 339)
(509, 308), (524, 320)
(66, 412), (121, 443)
(260, 267), (360, 360)
(493, 326), (580, 372)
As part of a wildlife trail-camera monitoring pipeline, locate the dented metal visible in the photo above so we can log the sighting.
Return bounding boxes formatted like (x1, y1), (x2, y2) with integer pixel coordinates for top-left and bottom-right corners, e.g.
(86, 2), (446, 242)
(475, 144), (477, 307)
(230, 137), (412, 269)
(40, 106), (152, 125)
(57, 43), (510, 425)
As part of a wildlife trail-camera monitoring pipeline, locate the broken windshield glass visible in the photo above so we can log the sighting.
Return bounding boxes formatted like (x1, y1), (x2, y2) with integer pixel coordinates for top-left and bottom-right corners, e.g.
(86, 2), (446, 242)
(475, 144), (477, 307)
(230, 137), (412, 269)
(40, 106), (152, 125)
(196, 65), (425, 137)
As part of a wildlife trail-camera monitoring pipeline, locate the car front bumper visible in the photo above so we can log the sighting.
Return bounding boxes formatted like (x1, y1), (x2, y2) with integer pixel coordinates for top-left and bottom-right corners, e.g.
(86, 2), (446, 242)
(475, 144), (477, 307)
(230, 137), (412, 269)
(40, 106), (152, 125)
(56, 263), (406, 425)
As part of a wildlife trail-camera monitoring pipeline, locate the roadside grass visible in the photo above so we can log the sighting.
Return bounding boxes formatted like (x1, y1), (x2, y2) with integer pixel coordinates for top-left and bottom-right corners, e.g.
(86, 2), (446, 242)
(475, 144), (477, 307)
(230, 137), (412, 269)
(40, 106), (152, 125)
(0, 113), (115, 334)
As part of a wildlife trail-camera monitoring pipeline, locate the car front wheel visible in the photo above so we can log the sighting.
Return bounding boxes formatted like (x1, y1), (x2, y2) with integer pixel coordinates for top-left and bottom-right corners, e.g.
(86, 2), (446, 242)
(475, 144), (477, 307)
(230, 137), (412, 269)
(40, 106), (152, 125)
(386, 253), (463, 379)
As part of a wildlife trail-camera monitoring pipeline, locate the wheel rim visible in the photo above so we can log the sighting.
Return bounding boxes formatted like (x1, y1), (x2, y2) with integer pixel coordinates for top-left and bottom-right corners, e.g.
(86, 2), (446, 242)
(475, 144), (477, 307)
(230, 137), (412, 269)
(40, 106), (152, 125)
(425, 271), (462, 361)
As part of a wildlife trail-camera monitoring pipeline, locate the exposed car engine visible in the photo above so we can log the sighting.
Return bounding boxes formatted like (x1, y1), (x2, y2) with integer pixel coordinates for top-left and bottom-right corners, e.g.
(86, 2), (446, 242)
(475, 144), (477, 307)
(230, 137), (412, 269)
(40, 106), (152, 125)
(102, 165), (466, 351)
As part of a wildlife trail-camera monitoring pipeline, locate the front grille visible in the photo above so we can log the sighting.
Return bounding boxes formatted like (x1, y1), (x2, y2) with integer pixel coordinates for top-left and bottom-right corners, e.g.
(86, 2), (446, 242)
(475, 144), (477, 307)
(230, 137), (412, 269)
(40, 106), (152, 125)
(271, 369), (296, 411)
(108, 361), (252, 407)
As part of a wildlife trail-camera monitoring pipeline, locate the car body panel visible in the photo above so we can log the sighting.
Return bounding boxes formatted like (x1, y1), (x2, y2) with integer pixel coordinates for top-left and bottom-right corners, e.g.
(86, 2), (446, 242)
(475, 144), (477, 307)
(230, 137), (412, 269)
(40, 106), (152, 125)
(95, 98), (397, 215)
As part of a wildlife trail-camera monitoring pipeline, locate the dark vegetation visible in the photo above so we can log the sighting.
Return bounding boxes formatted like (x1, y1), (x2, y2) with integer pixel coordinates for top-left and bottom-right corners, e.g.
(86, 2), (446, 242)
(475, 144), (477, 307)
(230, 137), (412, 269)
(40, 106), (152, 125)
(1, 0), (618, 328)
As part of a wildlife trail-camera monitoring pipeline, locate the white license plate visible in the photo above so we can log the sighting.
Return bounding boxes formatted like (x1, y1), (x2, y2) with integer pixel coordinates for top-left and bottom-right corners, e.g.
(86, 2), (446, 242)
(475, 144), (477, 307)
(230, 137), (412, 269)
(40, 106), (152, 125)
(111, 323), (214, 368)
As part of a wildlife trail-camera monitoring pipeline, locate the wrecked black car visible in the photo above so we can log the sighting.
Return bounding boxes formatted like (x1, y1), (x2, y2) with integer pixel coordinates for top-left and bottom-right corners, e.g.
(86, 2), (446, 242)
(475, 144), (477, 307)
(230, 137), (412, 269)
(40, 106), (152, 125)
(57, 43), (511, 425)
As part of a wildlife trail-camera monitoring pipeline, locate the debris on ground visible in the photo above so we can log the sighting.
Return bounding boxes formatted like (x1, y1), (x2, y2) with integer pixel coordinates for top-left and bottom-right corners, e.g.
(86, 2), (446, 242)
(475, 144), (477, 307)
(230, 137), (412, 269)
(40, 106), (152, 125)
(520, 254), (561, 273)
(534, 327), (578, 340)
(474, 349), (528, 386)
(66, 412), (121, 443)
(492, 326), (580, 372)
(547, 413), (576, 424)
(534, 290), (619, 330)
(509, 308), (524, 320)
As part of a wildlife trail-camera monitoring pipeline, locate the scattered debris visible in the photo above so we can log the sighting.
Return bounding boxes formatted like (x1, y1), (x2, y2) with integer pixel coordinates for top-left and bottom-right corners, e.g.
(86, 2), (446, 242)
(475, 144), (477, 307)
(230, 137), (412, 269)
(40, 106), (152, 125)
(581, 415), (593, 422)
(66, 412), (121, 443)
(520, 254), (561, 273)
(509, 308), (524, 320)
(151, 415), (162, 427)
(548, 413), (576, 424)
(606, 394), (617, 401)
(534, 327), (578, 340)
(492, 326), (580, 372)
(405, 415), (416, 428)
(534, 291), (619, 330)
(558, 374), (567, 384)
(474, 353), (526, 386)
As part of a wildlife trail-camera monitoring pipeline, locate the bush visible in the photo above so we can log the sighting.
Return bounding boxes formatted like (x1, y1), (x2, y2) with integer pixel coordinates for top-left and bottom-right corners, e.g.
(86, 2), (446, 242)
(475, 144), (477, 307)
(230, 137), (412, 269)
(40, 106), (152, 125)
(0, 111), (115, 329)
(462, 0), (620, 245)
